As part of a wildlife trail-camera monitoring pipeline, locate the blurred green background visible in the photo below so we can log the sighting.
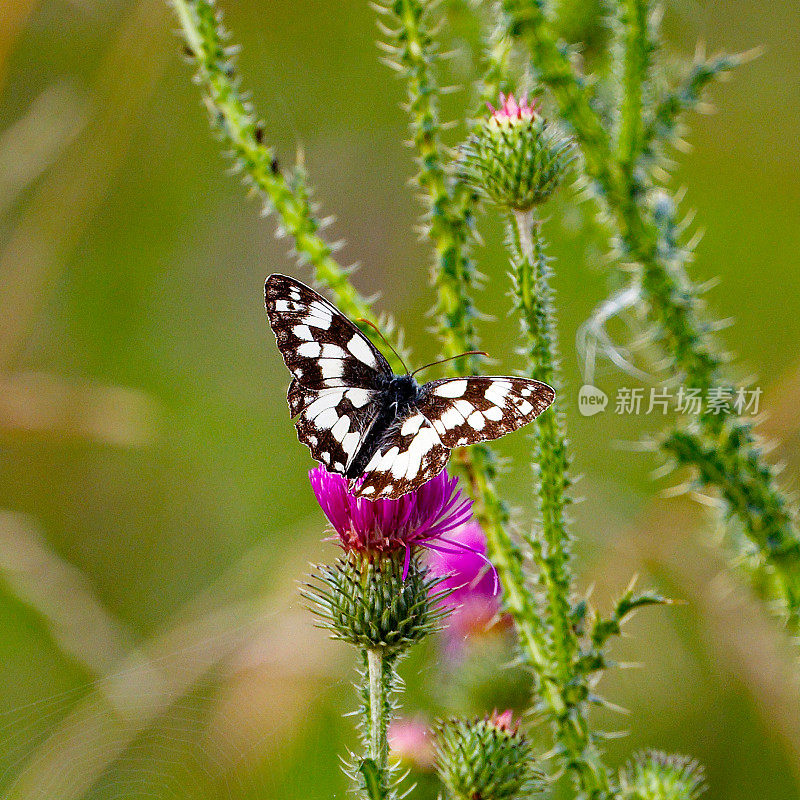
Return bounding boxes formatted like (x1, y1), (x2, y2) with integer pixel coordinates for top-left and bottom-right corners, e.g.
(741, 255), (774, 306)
(0, 0), (799, 797)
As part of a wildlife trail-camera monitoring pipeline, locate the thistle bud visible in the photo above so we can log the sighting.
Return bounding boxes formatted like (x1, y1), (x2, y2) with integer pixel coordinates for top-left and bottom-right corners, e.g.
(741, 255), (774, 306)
(460, 94), (573, 211)
(620, 751), (706, 800)
(436, 711), (539, 800)
(305, 549), (443, 651)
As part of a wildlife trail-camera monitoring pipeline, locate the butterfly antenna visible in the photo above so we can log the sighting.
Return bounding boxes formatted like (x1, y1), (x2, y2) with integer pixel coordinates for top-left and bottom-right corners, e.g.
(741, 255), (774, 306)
(356, 319), (410, 374)
(411, 351), (488, 377)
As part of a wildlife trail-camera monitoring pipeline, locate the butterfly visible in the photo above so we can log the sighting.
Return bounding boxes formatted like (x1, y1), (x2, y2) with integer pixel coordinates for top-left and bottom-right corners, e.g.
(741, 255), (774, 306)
(265, 274), (555, 499)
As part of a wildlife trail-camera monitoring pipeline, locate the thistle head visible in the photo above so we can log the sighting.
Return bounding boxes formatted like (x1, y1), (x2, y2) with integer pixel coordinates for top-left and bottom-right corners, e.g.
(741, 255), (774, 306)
(305, 467), (475, 651)
(436, 711), (540, 800)
(460, 92), (573, 210)
(310, 465), (473, 573)
(620, 751), (706, 800)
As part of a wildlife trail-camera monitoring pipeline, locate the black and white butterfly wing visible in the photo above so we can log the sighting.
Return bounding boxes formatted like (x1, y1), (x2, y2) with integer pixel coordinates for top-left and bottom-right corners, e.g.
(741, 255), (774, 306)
(417, 376), (555, 448)
(265, 274), (391, 474)
(352, 377), (555, 500)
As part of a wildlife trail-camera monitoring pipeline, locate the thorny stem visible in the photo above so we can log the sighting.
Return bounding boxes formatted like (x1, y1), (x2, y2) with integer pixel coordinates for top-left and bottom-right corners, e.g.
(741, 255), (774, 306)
(501, 0), (800, 627)
(169, 0), (392, 348)
(380, 0), (549, 668)
(379, 0), (480, 366)
(509, 210), (609, 796)
(366, 648), (389, 771)
(360, 647), (397, 800)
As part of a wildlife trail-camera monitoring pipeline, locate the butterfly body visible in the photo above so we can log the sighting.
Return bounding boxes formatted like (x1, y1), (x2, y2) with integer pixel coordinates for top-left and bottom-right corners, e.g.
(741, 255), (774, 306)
(345, 373), (421, 480)
(265, 273), (556, 499)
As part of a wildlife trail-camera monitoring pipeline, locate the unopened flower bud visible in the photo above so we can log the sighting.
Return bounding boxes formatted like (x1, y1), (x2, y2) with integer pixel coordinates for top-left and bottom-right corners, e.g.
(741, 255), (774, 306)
(620, 751), (706, 800)
(436, 711), (539, 800)
(460, 93), (573, 211)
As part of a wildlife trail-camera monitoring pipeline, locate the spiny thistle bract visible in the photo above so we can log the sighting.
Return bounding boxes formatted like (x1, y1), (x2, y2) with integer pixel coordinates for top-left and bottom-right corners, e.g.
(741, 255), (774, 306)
(620, 751), (706, 800)
(460, 94), (574, 211)
(436, 711), (540, 800)
(304, 550), (447, 651)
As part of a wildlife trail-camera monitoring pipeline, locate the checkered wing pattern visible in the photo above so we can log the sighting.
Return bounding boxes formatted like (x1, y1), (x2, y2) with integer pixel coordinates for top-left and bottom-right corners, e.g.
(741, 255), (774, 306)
(417, 376), (555, 447)
(352, 377), (555, 499)
(351, 412), (451, 499)
(266, 274), (391, 474)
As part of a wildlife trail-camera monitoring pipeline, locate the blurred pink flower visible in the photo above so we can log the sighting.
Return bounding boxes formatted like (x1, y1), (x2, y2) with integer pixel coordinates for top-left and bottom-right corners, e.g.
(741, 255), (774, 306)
(487, 92), (538, 122)
(309, 466), (474, 578)
(488, 708), (519, 734)
(426, 520), (501, 643)
(388, 717), (435, 770)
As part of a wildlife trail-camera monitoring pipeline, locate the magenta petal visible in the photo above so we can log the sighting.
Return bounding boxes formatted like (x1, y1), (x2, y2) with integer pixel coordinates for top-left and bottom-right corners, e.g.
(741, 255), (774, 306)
(308, 465), (476, 570)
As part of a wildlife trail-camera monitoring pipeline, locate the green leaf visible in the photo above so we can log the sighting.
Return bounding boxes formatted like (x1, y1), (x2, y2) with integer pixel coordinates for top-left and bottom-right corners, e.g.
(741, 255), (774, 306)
(359, 758), (384, 800)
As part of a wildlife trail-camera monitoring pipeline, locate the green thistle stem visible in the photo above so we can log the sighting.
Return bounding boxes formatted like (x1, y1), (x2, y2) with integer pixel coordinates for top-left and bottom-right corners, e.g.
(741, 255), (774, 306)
(366, 648), (389, 772)
(510, 210), (573, 674)
(379, 0), (547, 670)
(378, 0), (479, 365)
(359, 647), (396, 800)
(615, 0), (653, 178)
(501, 0), (800, 627)
(508, 210), (610, 796)
(641, 53), (744, 163)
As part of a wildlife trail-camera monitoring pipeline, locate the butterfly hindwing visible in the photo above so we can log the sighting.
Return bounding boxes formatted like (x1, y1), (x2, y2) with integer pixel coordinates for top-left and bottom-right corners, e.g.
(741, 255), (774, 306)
(416, 376), (555, 448)
(291, 384), (384, 474)
(265, 274), (391, 390)
(352, 412), (450, 499)
(267, 274), (392, 475)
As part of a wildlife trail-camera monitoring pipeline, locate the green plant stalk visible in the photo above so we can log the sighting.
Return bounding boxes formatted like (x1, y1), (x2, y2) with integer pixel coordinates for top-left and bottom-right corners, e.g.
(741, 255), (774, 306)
(363, 647), (392, 797)
(614, 0), (653, 177)
(356, 647), (399, 800)
(501, 0), (617, 193)
(640, 53), (743, 162)
(510, 210), (573, 675)
(379, 0), (480, 365)
(509, 210), (612, 797)
(501, 0), (800, 617)
(170, 0), (376, 327)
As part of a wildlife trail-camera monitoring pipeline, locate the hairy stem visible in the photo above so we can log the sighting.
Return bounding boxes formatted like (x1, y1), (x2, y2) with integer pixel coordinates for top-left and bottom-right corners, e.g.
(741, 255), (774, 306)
(614, 0), (652, 178)
(377, 0), (480, 365)
(366, 648), (389, 769)
(501, 0), (800, 625)
(378, 0), (552, 667)
(508, 209), (610, 796)
(360, 648), (394, 800)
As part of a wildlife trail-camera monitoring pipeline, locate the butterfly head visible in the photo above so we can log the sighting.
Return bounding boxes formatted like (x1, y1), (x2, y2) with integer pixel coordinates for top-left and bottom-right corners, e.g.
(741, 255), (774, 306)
(387, 373), (422, 413)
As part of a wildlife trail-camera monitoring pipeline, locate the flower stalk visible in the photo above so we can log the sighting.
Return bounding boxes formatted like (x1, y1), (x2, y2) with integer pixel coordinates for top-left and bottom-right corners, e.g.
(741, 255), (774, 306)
(362, 647), (393, 798)
(376, 0), (537, 680)
(507, 208), (611, 797)
(169, 0), (403, 355)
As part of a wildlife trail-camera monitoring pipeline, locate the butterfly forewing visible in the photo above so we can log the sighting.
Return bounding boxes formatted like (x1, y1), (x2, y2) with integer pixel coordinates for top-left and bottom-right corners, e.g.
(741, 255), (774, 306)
(266, 274), (391, 475)
(416, 376), (555, 448)
(265, 274), (392, 390)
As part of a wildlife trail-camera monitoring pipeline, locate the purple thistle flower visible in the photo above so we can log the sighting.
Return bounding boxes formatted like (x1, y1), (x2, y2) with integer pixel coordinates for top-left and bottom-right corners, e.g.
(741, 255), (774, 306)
(427, 521), (502, 644)
(309, 465), (474, 578)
